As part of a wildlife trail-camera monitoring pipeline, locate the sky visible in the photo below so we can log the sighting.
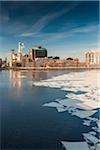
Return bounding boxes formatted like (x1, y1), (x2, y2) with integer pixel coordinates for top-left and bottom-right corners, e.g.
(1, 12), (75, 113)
(0, 1), (99, 60)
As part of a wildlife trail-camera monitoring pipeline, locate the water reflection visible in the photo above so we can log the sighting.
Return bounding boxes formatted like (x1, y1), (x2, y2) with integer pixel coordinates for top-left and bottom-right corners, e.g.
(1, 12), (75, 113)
(2, 70), (97, 150)
(9, 70), (22, 88)
(26, 70), (49, 81)
(9, 70), (49, 88)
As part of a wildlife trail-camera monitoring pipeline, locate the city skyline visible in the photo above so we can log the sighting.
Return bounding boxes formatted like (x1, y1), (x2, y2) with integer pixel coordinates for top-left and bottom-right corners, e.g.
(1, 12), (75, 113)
(0, 1), (99, 60)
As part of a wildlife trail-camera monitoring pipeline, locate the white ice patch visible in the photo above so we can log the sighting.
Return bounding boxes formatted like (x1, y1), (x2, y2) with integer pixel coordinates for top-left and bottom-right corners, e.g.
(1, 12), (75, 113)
(33, 70), (100, 110)
(96, 119), (100, 128)
(86, 117), (98, 122)
(83, 133), (99, 144)
(43, 101), (68, 112)
(83, 117), (99, 127)
(43, 102), (62, 108)
(71, 110), (97, 119)
(88, 131), (96, 136)
(66, 92), (99, 102)
(58, 99), (80, 109)
(43, 100), (97, 119)
(76, 104), (97, 110)
(61, 141), (90, 150)
(56, 107), (68, 112)
(83, 120), (91, 126)
(33, 70), (100, 149)
(92, 127), (100, 133)
(77, 101), (99, 110)
(95, 143), (100, 150)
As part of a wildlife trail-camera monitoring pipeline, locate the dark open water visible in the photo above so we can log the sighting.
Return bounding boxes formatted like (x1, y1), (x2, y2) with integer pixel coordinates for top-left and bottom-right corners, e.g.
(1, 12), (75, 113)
(0, 70), (92, 150)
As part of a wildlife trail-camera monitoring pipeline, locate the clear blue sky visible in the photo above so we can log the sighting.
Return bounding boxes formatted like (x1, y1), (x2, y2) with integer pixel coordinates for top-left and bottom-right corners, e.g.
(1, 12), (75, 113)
(0, 1), (99, 60)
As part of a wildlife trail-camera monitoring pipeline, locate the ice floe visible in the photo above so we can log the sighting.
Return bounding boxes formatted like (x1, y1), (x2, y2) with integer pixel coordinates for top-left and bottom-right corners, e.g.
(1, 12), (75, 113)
(43, 101), (62, 108)
(71, 110), (97, 119)
(33, 70), (100, 110)
(43, 101), (68, 112)
(96, 119), (100, 128)
(83, 117), (99, 127)
(77, 101), (99, 110)
(83, 133), (99, 144)
(43, 100), (97, 119)
(61, 141), (90, 150)
(61, 139), (100, 150)
(58, 99), (80, 109)
(95, 143), (100, 150)
(83, 120), (91, 126)
(90, 119), (100, 134)
(92, 126), (100, 133)
(88, 131), (96, 136)
(86, 117), (98, 122)
(33, 70), (100, 150)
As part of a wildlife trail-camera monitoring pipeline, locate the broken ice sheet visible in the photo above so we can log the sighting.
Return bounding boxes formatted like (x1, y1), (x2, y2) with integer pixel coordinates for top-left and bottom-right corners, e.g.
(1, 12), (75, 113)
(39, 71), (100, 149)
(43, 101), (62, 108)
(88, 131), (96, 136)
(83, 133), (99, 144)
(80, 101), (99, 110)
(61, 141), (90, 150)
(58, 99), (79, 108)
(92, 119), (100, 133)
(66, 93), (99, 110)
(56, 107), (68, 112)
(76, 101), (99, 110)
(42, 101), (68, 112)
(43, 99), (97, 120)
(86, 117), (98, 122)
(92, 127), (100, 133)
(71, 110), (97, 119)
(95, 143), (100, 150)
(96, 119), (100, 128)
(83, 120), (91, 126)
(33, 70), (100, 111)
(43, 98), (81, 114)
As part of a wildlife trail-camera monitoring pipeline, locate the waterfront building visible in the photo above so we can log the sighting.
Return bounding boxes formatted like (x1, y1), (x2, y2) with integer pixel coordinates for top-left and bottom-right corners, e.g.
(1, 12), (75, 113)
(62, 58), (79, 67)
(17, 42), (24, 62)
(29, 46), (47, 60)
(9, 43), (48, 67)
(10, 42), (24, 67)
(85, 50), (100, 65)
(21, 54), (35, 67)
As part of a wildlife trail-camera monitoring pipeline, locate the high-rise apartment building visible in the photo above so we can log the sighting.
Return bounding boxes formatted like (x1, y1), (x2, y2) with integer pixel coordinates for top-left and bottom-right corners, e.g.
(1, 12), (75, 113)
(85, 50), (100, 65)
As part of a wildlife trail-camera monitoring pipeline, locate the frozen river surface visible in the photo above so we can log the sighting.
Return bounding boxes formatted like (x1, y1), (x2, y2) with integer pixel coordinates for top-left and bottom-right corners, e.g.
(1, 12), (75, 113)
(0, 69), (100, 150)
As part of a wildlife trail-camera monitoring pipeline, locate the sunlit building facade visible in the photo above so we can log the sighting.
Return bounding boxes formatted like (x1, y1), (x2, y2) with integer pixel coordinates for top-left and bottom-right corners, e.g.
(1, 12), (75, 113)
(10, 43), (48, 67)
(29, 46), (47, 60)
(10, 42), (24, 67)
(85, 50), (100, 65)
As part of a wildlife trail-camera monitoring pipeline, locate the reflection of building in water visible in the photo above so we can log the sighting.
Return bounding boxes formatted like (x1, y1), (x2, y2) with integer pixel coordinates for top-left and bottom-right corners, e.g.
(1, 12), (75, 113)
(85, 50), (100, 65)
(9, 70), (22, 88)
(27, 70), (48, 81)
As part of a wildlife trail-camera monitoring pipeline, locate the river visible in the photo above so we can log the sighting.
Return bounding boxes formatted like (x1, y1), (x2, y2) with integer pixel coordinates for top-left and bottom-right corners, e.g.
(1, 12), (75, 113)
(0, 69), (99, 150)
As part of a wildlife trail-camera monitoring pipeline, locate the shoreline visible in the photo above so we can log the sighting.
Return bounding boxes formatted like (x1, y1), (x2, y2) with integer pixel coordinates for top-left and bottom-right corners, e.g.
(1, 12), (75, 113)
(7, 66), (100, 70)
